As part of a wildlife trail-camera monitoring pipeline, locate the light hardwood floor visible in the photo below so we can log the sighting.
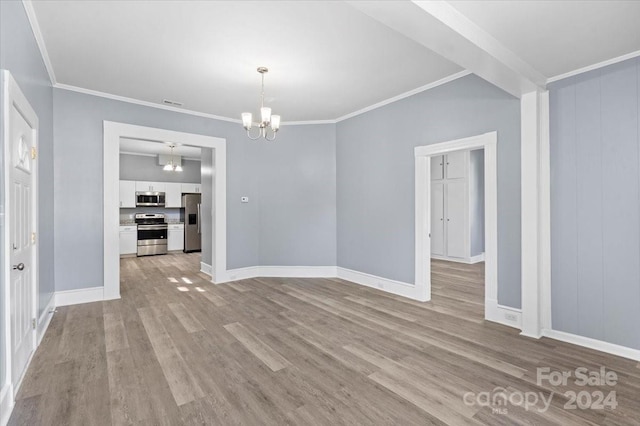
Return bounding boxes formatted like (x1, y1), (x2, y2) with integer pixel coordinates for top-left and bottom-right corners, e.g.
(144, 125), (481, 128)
(9, 255), (640, 425)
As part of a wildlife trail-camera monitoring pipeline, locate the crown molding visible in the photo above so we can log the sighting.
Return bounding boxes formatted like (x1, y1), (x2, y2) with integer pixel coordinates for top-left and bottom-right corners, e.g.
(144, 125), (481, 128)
(120, 151), (200, 161)
(283, 120), (337, 125)
(334, 70), (472, 122)
(54, 70), (473, 126)
(22, 0), (57, 85)
(54, 83), (242, 123)
(120, 151), (157, 158)
(546, 49), (640, 84)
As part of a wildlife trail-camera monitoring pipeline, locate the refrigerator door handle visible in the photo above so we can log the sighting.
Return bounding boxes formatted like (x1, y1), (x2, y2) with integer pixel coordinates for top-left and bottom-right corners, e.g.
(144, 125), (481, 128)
(197, 203), (201, 234)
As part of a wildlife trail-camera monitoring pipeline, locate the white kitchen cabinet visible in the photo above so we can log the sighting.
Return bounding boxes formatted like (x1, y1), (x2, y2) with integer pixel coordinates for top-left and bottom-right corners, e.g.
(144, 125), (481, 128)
(119, 225), (137, 256)
(165, 182), (182, 208)
(119, 180), (136, 208)
(181, 183), (201, 194)
(430, 149), (484, 263)
(135, 181), (166, 192)
(168, 224), (184, 251)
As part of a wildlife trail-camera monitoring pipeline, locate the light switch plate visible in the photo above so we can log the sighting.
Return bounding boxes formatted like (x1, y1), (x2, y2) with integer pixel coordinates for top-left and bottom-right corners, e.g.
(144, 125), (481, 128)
(241, 196), (249, 203)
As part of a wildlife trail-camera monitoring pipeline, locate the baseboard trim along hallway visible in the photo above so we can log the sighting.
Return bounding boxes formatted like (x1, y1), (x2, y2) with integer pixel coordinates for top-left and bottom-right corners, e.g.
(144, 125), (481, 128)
(542, 329), (640, 362)
(54, 286), (105, 307)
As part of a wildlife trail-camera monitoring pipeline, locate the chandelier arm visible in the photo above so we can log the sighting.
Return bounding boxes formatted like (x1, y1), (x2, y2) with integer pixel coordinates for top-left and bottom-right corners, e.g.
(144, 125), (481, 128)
(264, 130), (277, 141)
(246, 127), (262, 140)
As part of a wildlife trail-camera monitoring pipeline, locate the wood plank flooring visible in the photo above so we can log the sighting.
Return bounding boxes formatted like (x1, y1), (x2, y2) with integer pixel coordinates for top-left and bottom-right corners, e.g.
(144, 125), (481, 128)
(9, 255), (640, 425)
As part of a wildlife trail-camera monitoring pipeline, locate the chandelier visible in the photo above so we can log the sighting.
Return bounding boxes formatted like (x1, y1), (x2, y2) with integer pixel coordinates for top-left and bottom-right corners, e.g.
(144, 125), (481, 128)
(163, 144), (182, 172)
(241, 67), (281, 141)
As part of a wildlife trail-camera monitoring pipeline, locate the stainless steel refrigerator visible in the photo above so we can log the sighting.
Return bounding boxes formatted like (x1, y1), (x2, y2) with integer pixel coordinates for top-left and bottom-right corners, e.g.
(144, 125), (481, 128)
(181, 193), (201, 253)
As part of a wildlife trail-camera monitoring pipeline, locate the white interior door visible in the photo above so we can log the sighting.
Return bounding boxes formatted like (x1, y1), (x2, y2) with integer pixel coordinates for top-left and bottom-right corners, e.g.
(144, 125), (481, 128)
(430, 182), (445, 256)
(6, 73), (38, 391)
(446, 180), (466, 258)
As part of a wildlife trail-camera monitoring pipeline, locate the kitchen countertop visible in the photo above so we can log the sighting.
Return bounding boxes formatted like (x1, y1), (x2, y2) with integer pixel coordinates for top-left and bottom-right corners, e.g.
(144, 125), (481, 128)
(120, 220), (184, 225)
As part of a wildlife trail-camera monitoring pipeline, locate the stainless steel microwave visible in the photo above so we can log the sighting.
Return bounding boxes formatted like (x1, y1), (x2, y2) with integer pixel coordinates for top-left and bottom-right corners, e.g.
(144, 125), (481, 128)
(136, 191), (165, 207)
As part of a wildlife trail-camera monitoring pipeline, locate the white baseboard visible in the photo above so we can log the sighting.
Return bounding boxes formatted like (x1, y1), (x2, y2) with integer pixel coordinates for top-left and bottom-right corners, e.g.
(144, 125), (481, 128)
(336, 267), (426, 301)
(221, 266), (336, 283)
(55, 286), (104, 307)
(542, 329), (640, 362)
(221, 266), (260, 282)
(485, 298), (522, 329)
(431, 253), (485, 264)
(1, 382), (14, 426)
(200, 262), (212, 276)
(258, 265), (337, 278)
(37, 295), (55, 345)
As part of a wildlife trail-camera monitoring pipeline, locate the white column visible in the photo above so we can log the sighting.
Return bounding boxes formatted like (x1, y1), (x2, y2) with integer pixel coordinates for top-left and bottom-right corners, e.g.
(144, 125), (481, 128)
(520, 90), (550, 338)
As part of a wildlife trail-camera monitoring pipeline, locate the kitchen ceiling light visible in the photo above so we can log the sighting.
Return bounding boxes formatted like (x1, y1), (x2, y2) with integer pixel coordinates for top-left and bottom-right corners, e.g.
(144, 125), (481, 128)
(163, 145), (182, 172)
(241, 67), (281, 141)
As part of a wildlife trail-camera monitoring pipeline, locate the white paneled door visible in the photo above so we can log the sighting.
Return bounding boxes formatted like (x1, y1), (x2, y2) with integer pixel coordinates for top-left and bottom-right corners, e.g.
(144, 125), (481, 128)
(5, 71), (38, 392)
(430, 182), (445, 256)
(445, 150), (467, 179)
(446, 180), (466, 259)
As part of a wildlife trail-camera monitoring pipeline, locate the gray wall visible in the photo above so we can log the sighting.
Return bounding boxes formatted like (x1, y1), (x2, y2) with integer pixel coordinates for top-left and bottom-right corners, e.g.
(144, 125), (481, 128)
(470, 149), (485, 257)
(257, 124), (337, 266)
(0, 0), (56, 385)
(53, 89), (337, 291)
(549, 57), (640, 350)
(336, 74), (522, 308)
(201, 148), (213, 265)
(119, 153), (201, 183)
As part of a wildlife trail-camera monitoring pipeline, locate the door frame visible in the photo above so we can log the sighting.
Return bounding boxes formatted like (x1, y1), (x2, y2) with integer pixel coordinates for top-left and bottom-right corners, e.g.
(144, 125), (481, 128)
(414, 131), (498, 321)
(1, 70), (39, 414)
(103, 121), (227, 300)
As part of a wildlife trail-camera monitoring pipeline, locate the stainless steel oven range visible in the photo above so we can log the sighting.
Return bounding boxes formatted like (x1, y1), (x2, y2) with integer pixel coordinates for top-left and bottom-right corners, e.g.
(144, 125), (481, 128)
(134, 213), (168, 256)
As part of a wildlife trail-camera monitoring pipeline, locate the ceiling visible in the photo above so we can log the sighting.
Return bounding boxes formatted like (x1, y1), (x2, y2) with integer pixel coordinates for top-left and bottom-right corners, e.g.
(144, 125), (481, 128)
(448, 0), (640, 79)
(31, 1), (640, 122)
(120, 138), (201, 160)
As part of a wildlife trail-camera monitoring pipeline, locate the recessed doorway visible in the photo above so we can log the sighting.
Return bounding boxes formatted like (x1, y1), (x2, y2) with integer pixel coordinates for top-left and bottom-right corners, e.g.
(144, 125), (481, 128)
(414, 132), (497, 321)
(103, 122), (227, 300)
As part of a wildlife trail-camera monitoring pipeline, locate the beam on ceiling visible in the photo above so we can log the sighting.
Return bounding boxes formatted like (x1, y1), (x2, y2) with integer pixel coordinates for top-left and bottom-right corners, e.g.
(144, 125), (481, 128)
(347, 0), (546, 98)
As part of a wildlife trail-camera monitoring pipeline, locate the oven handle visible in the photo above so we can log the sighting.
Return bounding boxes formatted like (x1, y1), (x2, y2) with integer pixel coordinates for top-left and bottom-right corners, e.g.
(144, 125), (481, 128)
(197, 203), (201, 234)
(138, 225), (168, 230)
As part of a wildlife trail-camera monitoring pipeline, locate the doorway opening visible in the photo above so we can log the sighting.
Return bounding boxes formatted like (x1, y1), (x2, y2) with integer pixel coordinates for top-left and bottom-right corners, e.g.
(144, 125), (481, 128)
(414, 132), (497, 321)
(117, 138), (214, 287)
(103, 122), (227, 300)
(429, 148), (485, 321)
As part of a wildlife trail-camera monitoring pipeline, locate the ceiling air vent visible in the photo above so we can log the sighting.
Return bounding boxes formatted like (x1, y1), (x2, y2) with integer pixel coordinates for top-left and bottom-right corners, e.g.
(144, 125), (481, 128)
(162, 99), (183, 107)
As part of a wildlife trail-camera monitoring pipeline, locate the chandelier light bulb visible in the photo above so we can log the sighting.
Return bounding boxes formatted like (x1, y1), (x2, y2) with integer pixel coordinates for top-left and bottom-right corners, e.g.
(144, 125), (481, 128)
(261, 107), (272, 124)
(270, 115), (281, 131)
(242, 112), (253, 130)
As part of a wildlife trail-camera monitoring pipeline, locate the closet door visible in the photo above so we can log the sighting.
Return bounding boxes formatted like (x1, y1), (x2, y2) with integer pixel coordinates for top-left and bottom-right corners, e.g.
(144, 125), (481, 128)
(446, 180), (466, 258)
(446, 151), (467, 179)
(431, 155), (444, 180)
(431, 182), (445, 255)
